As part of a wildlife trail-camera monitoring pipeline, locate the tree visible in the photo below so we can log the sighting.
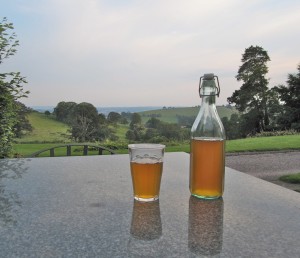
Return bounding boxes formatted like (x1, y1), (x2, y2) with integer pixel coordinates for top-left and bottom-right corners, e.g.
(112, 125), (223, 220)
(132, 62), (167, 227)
(274, 64), (300, 130)
(221, 113), (242, 140)
(44, 110), (51, 116)
(130, 113), (142, 129)
(14, 101), (32, 138)
(98, 113), (106, 124)
(0, 18), (28, 157)
(228, 45), (271, 134)
(145, 117), (162, 129)
(53, 101), (77, 124)
(107, 112), (121, 124)
(71, 102), (100, 142)
(125, 130), (135, 141)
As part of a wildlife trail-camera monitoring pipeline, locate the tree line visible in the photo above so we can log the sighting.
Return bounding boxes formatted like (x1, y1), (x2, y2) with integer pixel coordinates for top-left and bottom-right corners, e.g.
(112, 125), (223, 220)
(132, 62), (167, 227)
(52, 101), (190, 143)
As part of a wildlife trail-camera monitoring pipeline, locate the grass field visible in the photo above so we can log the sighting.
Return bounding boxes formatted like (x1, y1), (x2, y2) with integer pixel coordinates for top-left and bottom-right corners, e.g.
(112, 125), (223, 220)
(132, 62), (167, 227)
(15, 112), (71, 143)
(140, 106), (237, 123)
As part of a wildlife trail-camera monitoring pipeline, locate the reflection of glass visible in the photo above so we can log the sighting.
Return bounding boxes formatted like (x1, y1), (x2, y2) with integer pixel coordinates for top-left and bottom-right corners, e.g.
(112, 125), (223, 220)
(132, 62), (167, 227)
(0, 159), (28, 225)
(130, 200), (162, 240)
(128, 200), (163, 257)
(188, 196), (224, 256)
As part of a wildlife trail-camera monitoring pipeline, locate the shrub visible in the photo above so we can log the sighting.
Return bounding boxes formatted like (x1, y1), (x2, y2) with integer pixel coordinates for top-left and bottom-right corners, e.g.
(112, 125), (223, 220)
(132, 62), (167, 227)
(250, 130), (299, 137)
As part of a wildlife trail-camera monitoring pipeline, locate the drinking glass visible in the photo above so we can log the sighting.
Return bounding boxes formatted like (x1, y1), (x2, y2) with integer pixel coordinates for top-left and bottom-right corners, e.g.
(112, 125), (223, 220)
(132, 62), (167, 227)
(128, 144), (165, 202)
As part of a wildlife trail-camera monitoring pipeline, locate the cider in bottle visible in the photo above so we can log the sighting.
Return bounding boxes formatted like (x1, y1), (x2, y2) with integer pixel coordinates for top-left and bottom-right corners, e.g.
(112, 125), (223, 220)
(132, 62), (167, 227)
(190, 73), (226, 199)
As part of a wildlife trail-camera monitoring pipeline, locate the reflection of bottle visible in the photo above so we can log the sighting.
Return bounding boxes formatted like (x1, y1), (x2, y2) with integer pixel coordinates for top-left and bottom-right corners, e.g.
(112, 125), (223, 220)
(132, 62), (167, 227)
(188, 196), (224, 256)
(190, 73), (226, 199)
(128, 200), (163, 257)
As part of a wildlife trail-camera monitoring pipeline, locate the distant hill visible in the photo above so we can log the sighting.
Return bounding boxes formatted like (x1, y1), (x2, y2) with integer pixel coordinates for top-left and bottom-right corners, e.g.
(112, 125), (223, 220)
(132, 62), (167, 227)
(139, 106), (237, 124)
(30, 106), (54, 112)
(30, 106), (163, 116)
(96, 106), (163, 116)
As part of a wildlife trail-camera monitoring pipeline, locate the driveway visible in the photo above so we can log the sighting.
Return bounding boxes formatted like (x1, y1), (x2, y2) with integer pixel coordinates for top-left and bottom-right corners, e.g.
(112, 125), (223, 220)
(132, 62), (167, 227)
(225, 150), (300, 192)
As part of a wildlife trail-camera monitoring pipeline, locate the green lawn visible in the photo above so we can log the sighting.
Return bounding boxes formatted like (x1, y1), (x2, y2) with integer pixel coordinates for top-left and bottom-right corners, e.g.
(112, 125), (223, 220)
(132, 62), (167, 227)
(165, 135), (300, 153)
(14, 135), (300, 157)
(279, 173), (300, 184)
(225, 135), (300, 152)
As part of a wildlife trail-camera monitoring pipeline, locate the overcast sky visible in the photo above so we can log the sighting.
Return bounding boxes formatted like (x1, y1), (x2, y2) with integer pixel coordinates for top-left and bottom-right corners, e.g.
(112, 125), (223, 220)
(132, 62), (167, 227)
(1, 0), (300, 107)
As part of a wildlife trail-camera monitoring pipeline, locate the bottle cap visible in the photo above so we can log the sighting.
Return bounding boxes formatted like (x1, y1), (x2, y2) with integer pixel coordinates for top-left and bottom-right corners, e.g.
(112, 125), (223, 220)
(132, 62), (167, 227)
(203, 73), (215, 80)
(199, 73), (220, 97)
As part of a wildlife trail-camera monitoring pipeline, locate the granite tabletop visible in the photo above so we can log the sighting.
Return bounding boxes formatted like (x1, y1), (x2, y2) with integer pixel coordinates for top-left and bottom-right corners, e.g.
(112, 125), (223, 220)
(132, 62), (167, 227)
(0, 152), (299, 257)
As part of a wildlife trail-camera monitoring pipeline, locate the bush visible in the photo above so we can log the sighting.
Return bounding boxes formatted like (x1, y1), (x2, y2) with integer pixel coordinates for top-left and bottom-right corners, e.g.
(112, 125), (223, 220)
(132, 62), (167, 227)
(251, 130), (299, 137)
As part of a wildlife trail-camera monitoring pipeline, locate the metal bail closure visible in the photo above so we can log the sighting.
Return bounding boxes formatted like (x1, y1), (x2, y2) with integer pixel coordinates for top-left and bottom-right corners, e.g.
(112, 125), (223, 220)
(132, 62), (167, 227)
(199, 73), (220, 97)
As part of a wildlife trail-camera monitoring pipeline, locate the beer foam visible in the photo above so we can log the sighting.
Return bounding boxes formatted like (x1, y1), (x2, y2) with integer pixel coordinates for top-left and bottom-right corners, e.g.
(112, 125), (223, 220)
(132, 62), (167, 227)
(132, 155), (162, 164)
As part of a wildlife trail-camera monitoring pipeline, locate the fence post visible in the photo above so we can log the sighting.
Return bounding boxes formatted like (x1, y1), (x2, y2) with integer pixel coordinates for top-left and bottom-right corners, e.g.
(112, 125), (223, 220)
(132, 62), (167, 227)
(67, 145), (71, 156)
(50, 148), (54, 157)
(83, 145), (88, 156)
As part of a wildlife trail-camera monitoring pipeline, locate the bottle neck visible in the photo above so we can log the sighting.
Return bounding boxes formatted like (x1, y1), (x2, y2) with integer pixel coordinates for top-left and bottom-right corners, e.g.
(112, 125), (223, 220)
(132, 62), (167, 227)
(201, 94), (216, 107)
(200, 81), (218, 106)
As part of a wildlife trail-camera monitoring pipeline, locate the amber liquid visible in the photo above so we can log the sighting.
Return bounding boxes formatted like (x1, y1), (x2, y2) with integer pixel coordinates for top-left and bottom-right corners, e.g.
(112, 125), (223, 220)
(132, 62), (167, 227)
(130, 160), (163, 201)
(190, 138), (225, 199)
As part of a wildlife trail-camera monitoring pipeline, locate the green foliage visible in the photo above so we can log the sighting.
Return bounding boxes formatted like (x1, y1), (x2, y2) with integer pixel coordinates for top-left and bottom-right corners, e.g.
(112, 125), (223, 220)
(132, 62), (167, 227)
(44, 110), (51, 116)
(251, 130), (299, 137)
(126, 113), (144, 141)
(129, 113), (142, 129)
(221, 113), (242, 139)
(53, 101), (118, 142)
(273, 64), (300, 130)
(53, 101), (77, 124)
(279, 173), (300, 184)
(145, 117), (163, 129)
(127, 115), (190, 143)
(107, 112), (122, 124)
(71, 102), (103, 142)
(0, 17), (28, 157)
(13, 101), (32, 137)
(228, 45), (271, 134)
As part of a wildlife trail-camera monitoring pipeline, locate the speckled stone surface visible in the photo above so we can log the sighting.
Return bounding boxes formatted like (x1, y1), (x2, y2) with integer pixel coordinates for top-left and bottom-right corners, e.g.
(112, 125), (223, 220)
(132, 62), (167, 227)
(0, 153), (299, 257)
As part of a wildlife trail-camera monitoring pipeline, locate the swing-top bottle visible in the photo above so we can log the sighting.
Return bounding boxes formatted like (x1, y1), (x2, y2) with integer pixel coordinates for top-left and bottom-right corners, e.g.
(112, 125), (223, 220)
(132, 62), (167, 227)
(190, 73), (226, 199)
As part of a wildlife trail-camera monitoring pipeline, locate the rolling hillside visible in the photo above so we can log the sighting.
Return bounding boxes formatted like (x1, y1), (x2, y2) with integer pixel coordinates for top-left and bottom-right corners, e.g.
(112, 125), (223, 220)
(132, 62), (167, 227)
(15, 112), (71, 143)
(139, 106), (237, 124)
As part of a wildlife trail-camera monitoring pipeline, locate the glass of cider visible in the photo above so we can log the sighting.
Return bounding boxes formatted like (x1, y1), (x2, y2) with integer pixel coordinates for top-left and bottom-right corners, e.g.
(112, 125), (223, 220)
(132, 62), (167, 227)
(128, 144), (165, 202)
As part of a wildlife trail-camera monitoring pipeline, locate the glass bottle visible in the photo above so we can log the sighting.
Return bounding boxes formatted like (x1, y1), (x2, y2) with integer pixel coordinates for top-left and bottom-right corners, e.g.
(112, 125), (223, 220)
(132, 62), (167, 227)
(190, 73), (226, 199)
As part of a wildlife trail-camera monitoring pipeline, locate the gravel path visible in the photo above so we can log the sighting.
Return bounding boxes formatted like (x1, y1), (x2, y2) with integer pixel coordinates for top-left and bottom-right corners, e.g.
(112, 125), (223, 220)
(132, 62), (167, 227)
(225, 150), (300, 192)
